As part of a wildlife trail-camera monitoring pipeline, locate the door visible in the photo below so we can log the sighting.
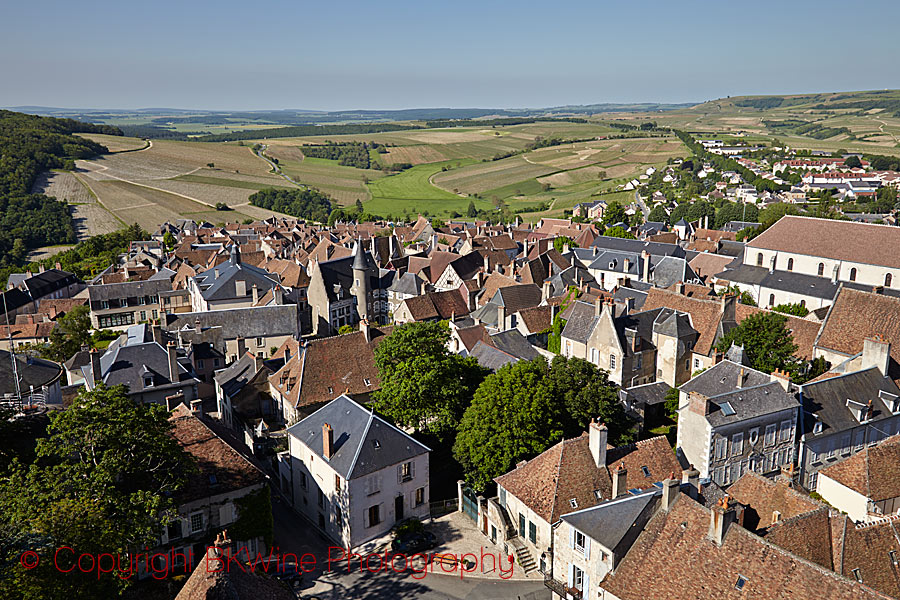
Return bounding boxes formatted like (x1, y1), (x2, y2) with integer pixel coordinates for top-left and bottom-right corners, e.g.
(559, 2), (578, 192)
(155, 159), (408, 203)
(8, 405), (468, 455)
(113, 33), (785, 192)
(519, 513), (526, 537)
(395, 495), (404, 522)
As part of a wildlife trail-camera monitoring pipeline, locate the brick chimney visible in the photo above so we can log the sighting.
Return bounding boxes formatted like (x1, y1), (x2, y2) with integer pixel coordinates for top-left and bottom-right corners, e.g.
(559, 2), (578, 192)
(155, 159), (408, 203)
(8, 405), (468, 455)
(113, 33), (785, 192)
(360, 318), (371, 343)
(589, 420), (608, 468)
(612, 462), (628, 498)
(661, 473), (680, 511)
(167, 342), (179, 382)
(709, 496), (737, 546)
(736, 367), (746, 389)
(594, 297), (603, 317)
(322, 423), (334, 459)
(688, 391), (708, 416)
(681, 466), (701, 500)
(542, 280), (552, 303)
(166, 392), (185, 412)
(190, 398), (203, 417)
(862, 334), (891, 375)
(675, 281), (685, 295)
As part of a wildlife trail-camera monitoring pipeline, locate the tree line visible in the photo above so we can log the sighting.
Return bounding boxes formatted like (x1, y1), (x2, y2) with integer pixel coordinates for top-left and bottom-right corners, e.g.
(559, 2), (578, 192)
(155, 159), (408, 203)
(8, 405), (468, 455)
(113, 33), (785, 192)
(300, 141), (386, 169)
(248, 187), (332, 222)
(197, 123), (423, 142)
(0, 110), (122, 266)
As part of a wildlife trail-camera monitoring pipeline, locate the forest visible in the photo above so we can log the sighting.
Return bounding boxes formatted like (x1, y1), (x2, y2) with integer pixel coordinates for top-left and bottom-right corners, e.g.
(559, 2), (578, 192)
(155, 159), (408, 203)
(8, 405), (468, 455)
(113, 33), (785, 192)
(197, 122), (422, 142)
(300, 141), (386, 169)
(0, 110), (120, 266)
(248, 188), (332, 222)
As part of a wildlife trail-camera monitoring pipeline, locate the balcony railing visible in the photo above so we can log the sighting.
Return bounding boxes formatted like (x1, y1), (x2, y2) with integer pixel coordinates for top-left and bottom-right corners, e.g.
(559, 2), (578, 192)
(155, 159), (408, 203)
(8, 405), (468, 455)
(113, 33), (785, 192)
(544, 574), (582, 599)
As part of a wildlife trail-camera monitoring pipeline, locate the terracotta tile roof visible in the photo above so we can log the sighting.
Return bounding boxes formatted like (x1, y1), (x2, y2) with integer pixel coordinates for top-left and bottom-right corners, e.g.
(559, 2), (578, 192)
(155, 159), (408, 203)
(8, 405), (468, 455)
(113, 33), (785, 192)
(0, 322), (57, 340)
(516, 305), (552, 333)
(727, 471), (822, 530)
(664, 282), (716, 298)
(601, 495), (892, 600)
(175, 545), (295, 600)
(477, 272), (518, 306)
(269, 329), (386, 410)
(747, 215), (900, 270)
(454, 324), (489, 352)
(694, 228), (737, 242)
(36, 297), (87, 318)
(817, 287), (900, 382)
(169, 407), (267, 504)
(494, 433), (679, 524)
(687, 239), (718, 253)
(689, 252), (735, 281)
(819, 434), (900, 501)
(400, 290), (469, 321)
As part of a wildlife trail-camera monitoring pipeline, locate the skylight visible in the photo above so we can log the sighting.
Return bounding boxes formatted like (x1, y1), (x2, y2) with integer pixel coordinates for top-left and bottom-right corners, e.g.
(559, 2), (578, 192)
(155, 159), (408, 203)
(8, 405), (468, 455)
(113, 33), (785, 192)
(735, 575), (747, 591)
(569, 498), (578, 508)
(372, 439), (381, 449)
(720, 402), (736, 416)
(641, 466), (651, 477)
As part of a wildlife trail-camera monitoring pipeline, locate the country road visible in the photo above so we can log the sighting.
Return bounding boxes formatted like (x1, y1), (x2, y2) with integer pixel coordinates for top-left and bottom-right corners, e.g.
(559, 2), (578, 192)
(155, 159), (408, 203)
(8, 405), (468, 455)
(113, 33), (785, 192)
(252, 145), (305, 188)
(635, 190), (649, 218)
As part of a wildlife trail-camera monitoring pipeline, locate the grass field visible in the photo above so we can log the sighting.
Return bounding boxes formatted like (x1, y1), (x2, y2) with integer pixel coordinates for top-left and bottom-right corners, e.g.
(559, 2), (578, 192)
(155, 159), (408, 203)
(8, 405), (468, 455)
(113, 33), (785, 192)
(365, 160), (495, 217)
(271, 153), (386, 206)
(76, 133), (149, 153)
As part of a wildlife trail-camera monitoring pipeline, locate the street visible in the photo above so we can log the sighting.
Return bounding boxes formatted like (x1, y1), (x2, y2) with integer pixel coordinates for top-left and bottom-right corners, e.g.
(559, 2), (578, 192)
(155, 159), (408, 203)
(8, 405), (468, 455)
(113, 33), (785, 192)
(271, 493), (550, 600)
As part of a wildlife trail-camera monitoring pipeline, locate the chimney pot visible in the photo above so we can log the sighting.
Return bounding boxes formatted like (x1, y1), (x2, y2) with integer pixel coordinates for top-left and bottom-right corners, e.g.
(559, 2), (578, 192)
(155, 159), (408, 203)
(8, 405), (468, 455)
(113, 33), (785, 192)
(612, 462), (628, 498)
(661, 476), (680, 511)
(323, 423), (334, 459)
(589, 421), (608, 468)
(167, 342), (179, 382)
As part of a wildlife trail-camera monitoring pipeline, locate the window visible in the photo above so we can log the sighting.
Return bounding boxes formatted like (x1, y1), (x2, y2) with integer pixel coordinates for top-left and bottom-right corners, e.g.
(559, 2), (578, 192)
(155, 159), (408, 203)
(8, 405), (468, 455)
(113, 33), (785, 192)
(887, 273), (893, 288)
(764, 423), (777, 446)
(852, 568), (862, 583)
(841, 433), (852, 455)
(415, 487), (425, 506)
(317, 490), (325, 508)
(367, 505), (381, 527)
(818, 263), (825, 276)
(641, 465), (650, 477)
(591, 348), (598, 364)
(635, 353), (642, 369)
(778, 420), (792, 443)
(335, 474), (341, 491)
(519, 513), (526, 537)
(197, 359), (204, 370)
(808, 472), (818, 490)
(685, 359), (690, 371)
(731, 433), (743, 456)
(609, 354), (616, 370)
(569, 498), (578, 508)
(849, 268), (857, 282)
(787, 258), (793, 271)
(399, 461), (414, 483)
(335, 506), (342, 529)
(715, 437), (727, 460)
(167, 521), (182, 541)
(756, 253), (763, 266)
(300, 472), (308, 490)
(257, 337), (264, 347)
(144, 376), (153, 388)
(573, 565), (584, 591)
(214, 358), (220, 367)
(749, 428), (759, 445)
(735, 575), (748, 591)
(529, 521), (536, 544)
(190, 512), (203, 534)
(694, 358), (701, 369)
(140, 311), (147, 321)
(855, 429), (865, 450)
(574, 530), (586, 553)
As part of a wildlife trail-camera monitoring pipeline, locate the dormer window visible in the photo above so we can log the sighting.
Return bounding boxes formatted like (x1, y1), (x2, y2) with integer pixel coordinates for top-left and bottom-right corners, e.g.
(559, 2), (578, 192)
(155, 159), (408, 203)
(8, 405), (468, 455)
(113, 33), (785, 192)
(641, 466), (650, 477)
(846, 399), (869, 423)
(813, 421), (823, 434)
(569, 498), (578, 508)
(143, 376), (153, 388)
(851, 568), (862, 583)
(880, 390), (900, 414)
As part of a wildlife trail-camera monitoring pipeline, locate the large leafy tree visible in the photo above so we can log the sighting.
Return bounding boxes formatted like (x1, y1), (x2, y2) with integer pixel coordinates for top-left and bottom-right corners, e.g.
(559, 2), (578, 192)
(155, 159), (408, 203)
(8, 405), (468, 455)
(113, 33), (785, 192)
(454, 357), (633, 490)
(0, 385), (195, 600)
(715, 312), (798, 374)
(602, 200), (627, 226)
(373, 321), (487, 439)
(36, 305), (91, 362)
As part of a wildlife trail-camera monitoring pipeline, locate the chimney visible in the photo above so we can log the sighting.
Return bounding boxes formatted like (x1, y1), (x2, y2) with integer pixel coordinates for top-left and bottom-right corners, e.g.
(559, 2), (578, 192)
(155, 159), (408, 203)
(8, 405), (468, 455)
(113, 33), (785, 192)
(688, 391), (709, 416)
(431, 233), (438, 249)
(721, 294), (736, 323)
(90, 348), (102, 384)
(873, 285), (885, 295)
(661, 474), (680, 511)
(151, 320), (164, 346)
(772, 510), (782, 524)
(623, 257), (631, 273)
(708, 496), (737, 546)
(641, 250), (650, 283)
(483, 254), (491, 274)
(862, 334), (891, 375)
(681, 467), (701, 500)
(214, 268), (220, 279)
(769, 255), (776, 274)
(322, 423), (334, 459)
(190, 398), (203, 417)
(542, 280), (552, 303)
(38, 264), (45, 274)
(167, 342), (178, 382)
(770, 368), (791, 391)
(476, 269), (485, 287)
(496, 304), (506, 330)
(274, 285), (284, 305)
(360, 318), (371, 343)
(736, 367), (745, 389)
(675, 281), (685, 295)
(251, 284), (259, 305)
(166, 392), (185, 412)
(588, 420), (608, 468)
(55, 261), (62, 270)
(612, 462), (628, 498)
(831, 264), (839, 284)
(594, 297), (603, 317)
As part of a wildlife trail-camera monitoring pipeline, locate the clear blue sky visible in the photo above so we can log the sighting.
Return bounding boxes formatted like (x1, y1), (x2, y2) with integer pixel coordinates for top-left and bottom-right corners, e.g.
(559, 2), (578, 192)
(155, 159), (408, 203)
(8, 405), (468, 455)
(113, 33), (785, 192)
(2, 0), (899, 111)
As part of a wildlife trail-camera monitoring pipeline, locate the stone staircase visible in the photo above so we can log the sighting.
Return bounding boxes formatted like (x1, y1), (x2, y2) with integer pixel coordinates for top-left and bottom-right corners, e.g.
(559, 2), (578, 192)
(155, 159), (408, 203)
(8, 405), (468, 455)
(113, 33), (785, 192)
(509, 537), (537, 573)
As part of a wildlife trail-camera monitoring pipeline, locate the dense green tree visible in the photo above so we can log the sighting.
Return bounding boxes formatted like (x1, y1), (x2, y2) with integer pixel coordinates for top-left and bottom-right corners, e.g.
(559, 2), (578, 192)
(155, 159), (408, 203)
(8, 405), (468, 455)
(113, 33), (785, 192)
(373, 322), (487, 439)
(454, 356), (633, 490)
(248, 187), (332, 222)
(844, 155), (862, 168)
(0, 385), (195, 600)
(553, 236), (577, 253)
(715, 312), (798, 374)
(663, 387), (680, 421)
(714, 202), (759, 229)
(602, 200), (627, 226)
(162, 230), (175, 249)
(36, 305), (91, 362)
(466, 200), (477, 218)
(648, 204), (669, 223)
(603, 226), (635, 239)
(772, 302), (809, 317)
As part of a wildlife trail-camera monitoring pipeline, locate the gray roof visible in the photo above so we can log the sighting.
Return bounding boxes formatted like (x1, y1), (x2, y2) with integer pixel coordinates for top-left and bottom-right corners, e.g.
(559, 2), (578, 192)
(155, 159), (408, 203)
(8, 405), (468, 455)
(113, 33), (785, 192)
(702, 381), (799, 427)
(613, 287), (648, 311)
(680, 360), (772, 398)
(470, 302), (499, 328)
(725, 343), (751, 367)
(489, 330), (540, 361)
(561, 489), (659, 552)
(192, 249), (280, 301)
(87, 278), (173, 301)
(286, 394), (430, 480)
(387, 271), (421, 296)
(799, 367), (900, 440)
(561, 301), (599, 344)
(0, 351), (63, 395)
(214, 352), (260, 397)
(652, 310), (696, 340)
(717, 264), (900, 301)
(470, 340), (520, 371)
(650, 256), (699, 289)
(588, 237), (687, 259)
(619, 381), (672, 407)
(492, 284), (542, 313)
(163, 305), (299, 339)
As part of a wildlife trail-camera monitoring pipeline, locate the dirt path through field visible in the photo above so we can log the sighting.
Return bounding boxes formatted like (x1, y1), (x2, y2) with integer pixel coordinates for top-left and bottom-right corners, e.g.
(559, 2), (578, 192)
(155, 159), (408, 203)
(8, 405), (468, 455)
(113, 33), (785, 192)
(78, 158), (216, 208)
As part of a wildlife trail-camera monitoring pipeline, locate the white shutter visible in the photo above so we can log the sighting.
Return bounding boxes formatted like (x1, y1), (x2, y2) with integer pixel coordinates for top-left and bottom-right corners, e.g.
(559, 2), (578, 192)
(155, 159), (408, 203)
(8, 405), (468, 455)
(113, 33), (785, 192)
(584, 572), (591, 596)
(219, 502), (234, 526)
(583, 536), (591, 560)
(569, 525), (575, 548)
(410, 461), (415, 479)
(568, 563), (575, 587)
(397, 465), (402, 484)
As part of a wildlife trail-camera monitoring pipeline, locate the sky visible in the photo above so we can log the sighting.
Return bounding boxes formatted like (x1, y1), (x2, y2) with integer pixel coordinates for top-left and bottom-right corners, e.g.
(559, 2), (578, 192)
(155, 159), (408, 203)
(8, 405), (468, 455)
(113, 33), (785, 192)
(2, 0), (900, 111)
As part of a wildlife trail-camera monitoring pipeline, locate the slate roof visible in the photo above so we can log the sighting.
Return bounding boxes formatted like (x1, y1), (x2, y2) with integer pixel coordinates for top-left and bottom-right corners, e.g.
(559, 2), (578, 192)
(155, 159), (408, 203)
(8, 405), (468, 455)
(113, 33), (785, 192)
(561, 489), (659, 553)
(286, 394), (429, 480)
(163, 305), (299, 339)
(87, 278), (173, 301)
(494, 433), (679, 524)
(470, 340), (520, 371)
(601, 494), (891, 600)
(488, 329), (539, 361)
(0, 288), (34, 313)
(17, 269), (79, 298)
(491, 284), (542, 313)
(619, 381), (671, 408)
(214, 353), (260, 397)
(589, 236), (686, 258)
(387, 271), (422, 296)
(820, 434), (900, 501)
(748, 215), (900, 269)
(0, 350), (63, 394)
(192, 246), (280, 301)
(799, 367), (900, 440)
